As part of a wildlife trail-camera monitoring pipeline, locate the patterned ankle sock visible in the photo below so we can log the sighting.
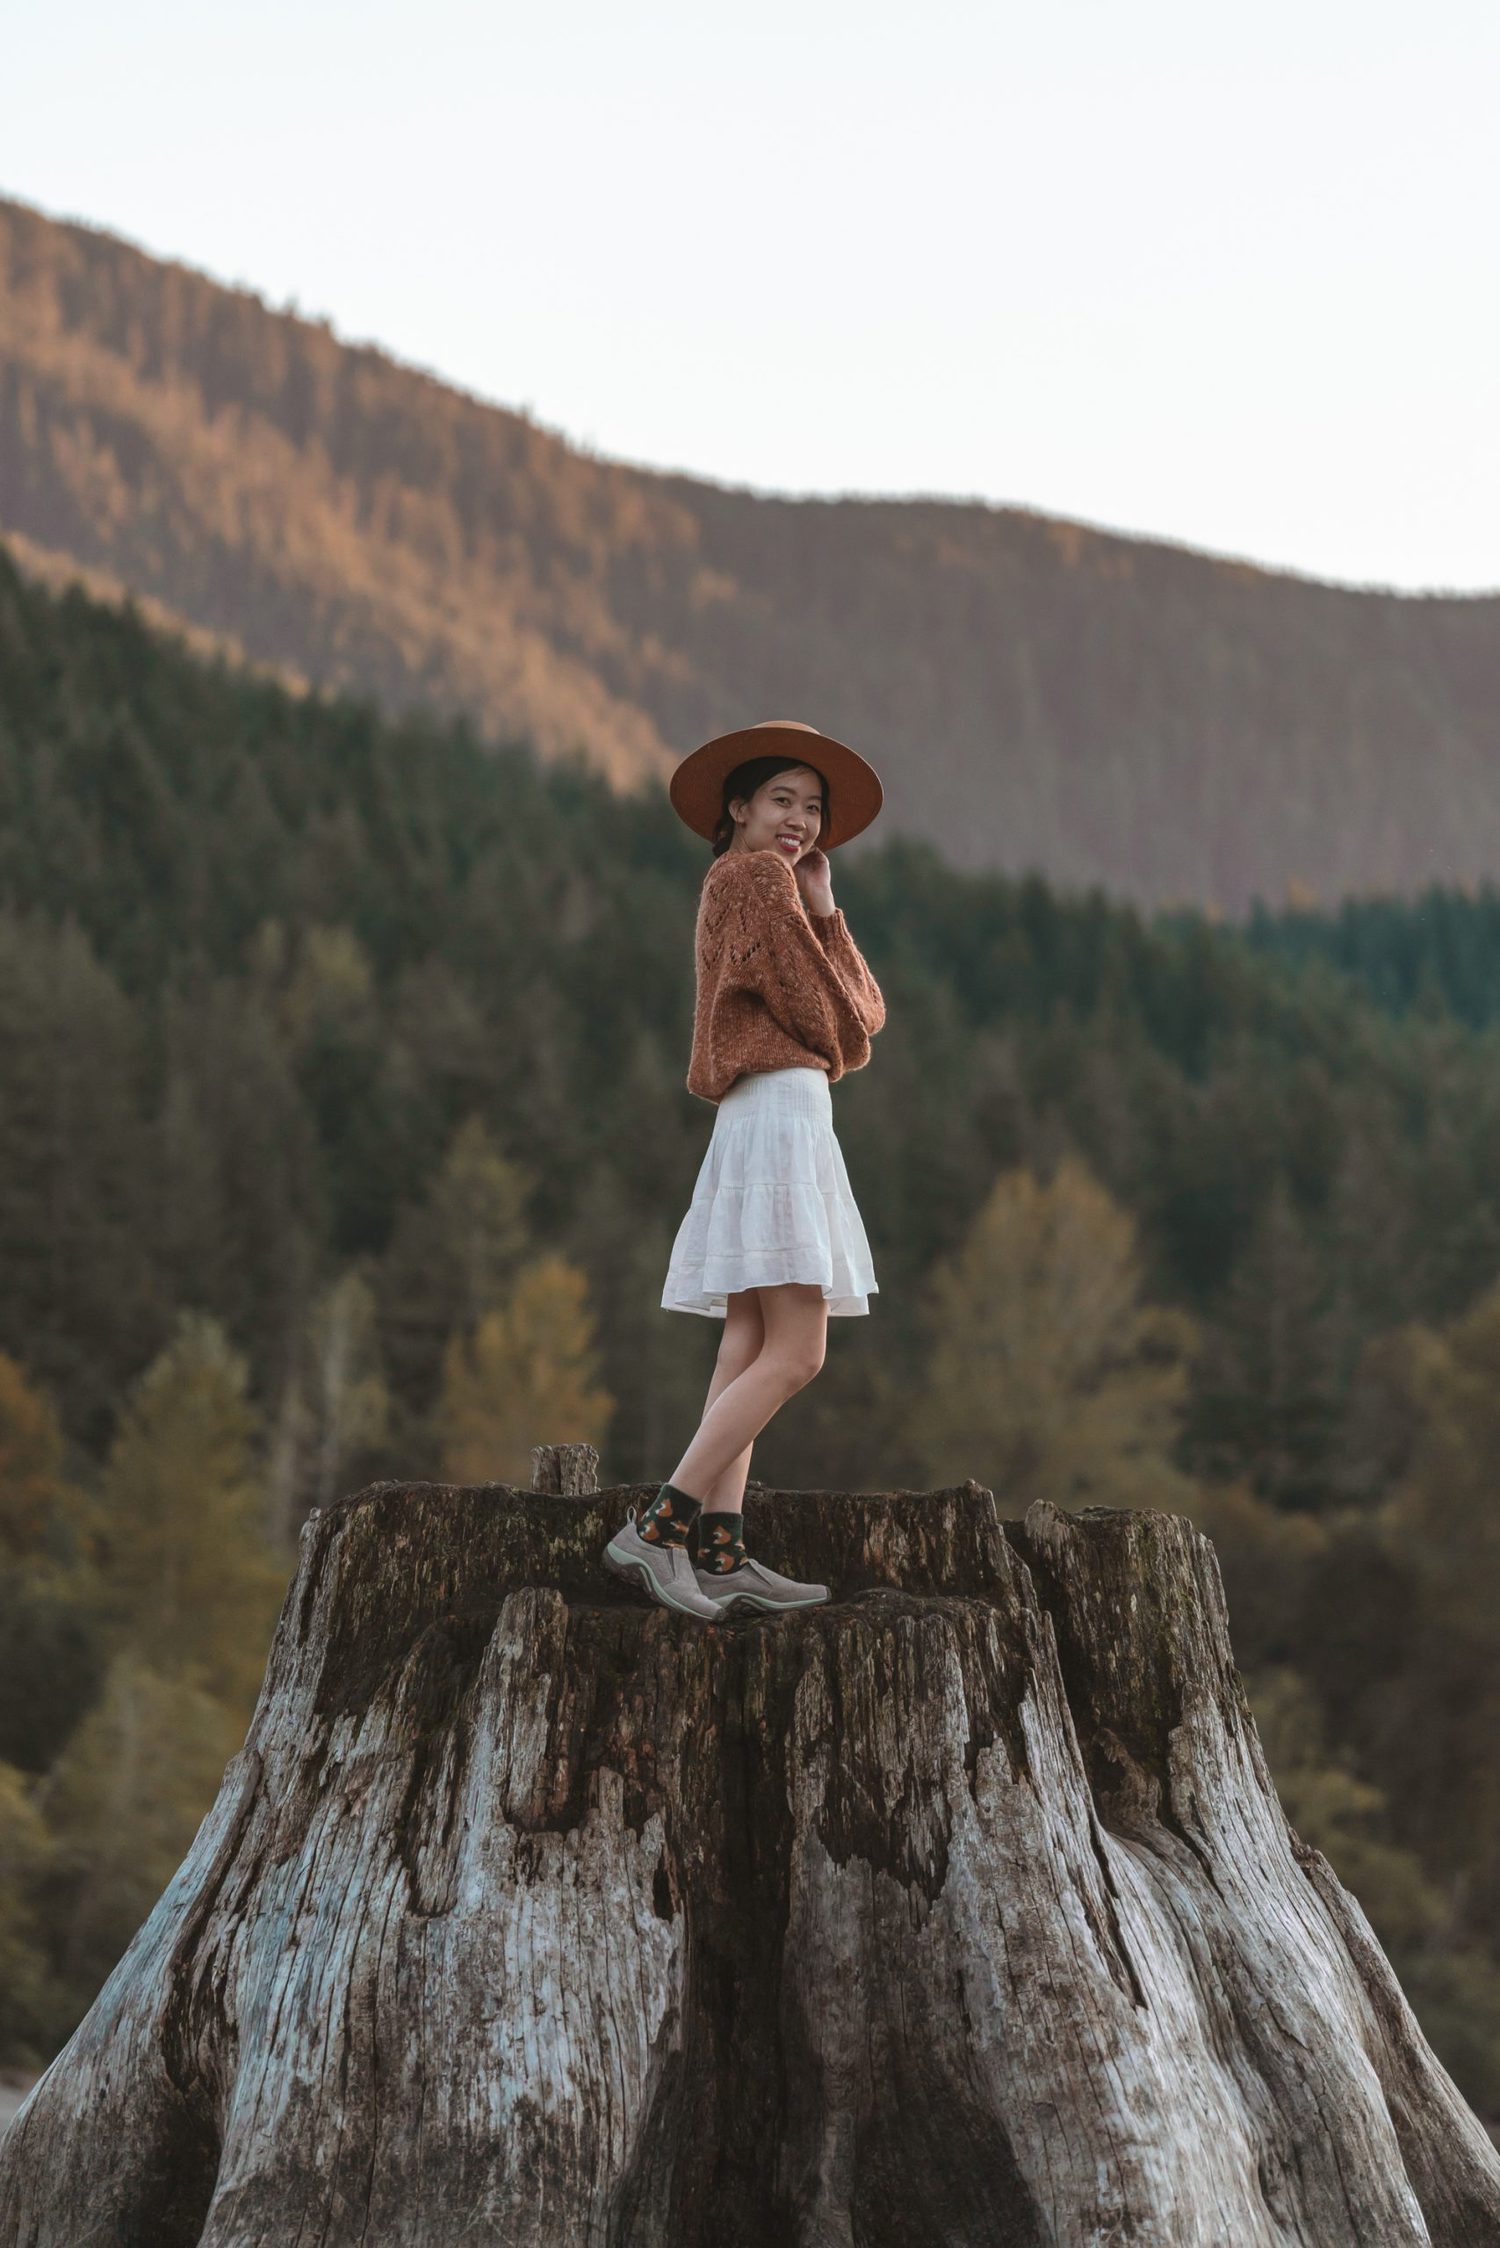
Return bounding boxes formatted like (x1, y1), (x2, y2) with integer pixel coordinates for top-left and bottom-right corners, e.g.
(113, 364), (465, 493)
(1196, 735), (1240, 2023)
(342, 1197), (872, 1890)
(696, 1510), (749, 1574)
(637, 1482), (701, 1547)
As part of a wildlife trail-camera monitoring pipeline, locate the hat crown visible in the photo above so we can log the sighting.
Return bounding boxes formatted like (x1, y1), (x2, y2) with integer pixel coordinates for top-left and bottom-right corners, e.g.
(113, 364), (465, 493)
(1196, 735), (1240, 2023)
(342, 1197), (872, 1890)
(668, 720), (884, 851)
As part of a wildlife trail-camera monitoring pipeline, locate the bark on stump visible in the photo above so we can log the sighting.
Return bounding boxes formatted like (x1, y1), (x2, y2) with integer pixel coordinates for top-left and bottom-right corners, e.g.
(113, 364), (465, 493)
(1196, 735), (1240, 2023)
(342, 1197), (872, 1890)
(3, 1448), (1498, 2247)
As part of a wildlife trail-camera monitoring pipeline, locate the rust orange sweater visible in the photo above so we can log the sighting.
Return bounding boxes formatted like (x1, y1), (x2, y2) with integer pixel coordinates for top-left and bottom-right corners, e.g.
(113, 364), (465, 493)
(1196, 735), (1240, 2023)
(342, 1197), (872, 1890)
(684, 847), (887, 1104)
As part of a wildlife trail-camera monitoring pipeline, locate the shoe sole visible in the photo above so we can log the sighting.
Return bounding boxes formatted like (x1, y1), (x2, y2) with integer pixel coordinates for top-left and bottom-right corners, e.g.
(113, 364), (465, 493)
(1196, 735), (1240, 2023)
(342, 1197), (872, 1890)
(697, 1584), (831, 1613)
(604, 1541), (719, 1621)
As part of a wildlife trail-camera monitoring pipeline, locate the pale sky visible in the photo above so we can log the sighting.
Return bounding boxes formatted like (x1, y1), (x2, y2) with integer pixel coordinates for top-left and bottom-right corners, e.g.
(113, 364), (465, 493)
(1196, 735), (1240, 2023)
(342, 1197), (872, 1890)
(3, 0), (1497, 593)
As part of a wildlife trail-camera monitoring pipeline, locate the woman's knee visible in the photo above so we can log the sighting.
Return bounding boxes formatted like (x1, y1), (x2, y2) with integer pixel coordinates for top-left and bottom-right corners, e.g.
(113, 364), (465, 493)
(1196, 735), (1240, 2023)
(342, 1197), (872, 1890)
(756, 1285), (827, 1392)
(769, 1337), (826, 1393)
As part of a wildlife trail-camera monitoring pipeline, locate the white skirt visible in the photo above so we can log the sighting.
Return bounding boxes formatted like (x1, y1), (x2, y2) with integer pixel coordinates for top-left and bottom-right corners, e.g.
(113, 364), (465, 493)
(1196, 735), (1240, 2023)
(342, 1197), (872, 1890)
(661, 1065), (879, 1317)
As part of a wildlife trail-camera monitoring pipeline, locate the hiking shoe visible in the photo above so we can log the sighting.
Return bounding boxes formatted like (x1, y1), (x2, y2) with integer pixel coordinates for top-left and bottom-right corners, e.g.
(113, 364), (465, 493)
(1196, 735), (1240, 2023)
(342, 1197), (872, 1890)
(692, 1555), (830, 1615)
(603, 1509), (721, 1621)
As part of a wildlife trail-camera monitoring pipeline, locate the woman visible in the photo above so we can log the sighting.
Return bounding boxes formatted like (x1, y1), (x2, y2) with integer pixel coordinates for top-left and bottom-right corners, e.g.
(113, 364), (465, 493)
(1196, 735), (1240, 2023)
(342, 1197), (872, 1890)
(603, 718), (887, 1621)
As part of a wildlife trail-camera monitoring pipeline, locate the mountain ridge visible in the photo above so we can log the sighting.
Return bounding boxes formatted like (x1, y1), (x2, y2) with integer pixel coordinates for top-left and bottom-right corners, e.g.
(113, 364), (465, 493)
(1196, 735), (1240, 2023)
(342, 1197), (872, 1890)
(3, 189), (1497, 912)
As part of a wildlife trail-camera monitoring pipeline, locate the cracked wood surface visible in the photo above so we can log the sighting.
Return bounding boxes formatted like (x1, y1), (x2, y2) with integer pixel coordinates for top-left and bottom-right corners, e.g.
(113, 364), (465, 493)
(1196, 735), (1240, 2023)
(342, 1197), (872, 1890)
(1, 1471), (1496, 2246)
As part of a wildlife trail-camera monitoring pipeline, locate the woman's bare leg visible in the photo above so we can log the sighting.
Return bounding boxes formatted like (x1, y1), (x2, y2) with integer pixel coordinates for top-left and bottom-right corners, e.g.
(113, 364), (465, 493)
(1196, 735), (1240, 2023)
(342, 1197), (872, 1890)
(669, 1282), (828, 1501)
(696, 1291), (766, 1514)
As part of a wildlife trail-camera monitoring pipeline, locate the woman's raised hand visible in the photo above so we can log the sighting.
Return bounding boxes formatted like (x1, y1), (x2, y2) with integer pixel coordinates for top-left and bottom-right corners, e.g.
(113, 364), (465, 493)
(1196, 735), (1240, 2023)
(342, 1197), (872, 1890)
(794, 845), (836, 917)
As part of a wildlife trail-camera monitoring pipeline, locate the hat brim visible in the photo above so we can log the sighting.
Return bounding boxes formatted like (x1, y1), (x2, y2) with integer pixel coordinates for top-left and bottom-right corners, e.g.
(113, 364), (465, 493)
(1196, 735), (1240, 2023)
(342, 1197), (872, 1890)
(668, 723), (884, 851)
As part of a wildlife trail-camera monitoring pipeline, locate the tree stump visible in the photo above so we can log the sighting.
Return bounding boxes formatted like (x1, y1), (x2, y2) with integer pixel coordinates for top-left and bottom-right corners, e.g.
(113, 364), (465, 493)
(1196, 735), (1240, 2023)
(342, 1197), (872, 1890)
(3, 1457), (1497, 2247)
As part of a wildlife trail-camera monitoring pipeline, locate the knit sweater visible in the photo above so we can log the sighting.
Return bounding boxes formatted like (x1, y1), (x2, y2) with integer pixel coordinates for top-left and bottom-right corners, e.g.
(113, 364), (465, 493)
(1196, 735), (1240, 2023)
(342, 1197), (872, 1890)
(684, 847), (888, 1104)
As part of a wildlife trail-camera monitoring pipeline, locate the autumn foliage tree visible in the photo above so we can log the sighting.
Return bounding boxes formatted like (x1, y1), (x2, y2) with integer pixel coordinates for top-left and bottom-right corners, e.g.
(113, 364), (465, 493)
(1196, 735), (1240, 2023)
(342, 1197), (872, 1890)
(903, 1156), (1198, 1511)
(437, 1253), (613, 1485)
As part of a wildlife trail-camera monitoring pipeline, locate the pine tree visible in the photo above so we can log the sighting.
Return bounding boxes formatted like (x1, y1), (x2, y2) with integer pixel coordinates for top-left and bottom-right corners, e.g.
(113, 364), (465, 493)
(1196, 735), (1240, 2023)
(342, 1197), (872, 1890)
(1185, 1174), (1347, 1511)
(151, 974), (326, 1393)
(376, 1116), (534, 1418)
(1371, 1281), (1500, 1932)
(267, 1269), (391, 1530)
(0, 1759), (53, 2060)
(0, 1352), (109, 1773)
(94, 1312), (289, 1712)
(0, 910), (168, 1447)
(34, 1647), (243, 2033)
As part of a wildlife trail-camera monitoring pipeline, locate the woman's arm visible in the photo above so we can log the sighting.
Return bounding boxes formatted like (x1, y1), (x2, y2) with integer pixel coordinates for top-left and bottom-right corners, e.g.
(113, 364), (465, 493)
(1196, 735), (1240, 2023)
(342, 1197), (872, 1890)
(809, 906), (886, 1035)
(713, 851), (881, 1062)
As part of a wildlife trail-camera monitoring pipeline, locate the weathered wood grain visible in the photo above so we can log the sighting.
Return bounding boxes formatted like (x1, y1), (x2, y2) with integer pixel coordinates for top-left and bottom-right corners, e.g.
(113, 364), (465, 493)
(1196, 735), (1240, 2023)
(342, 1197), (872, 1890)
(2, 1464), (1495, 2246)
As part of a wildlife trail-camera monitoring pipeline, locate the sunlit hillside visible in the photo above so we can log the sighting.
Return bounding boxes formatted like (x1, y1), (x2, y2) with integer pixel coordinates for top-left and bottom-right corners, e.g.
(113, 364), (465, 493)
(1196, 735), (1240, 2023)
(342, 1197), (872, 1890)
(2, 192), (1499, 910)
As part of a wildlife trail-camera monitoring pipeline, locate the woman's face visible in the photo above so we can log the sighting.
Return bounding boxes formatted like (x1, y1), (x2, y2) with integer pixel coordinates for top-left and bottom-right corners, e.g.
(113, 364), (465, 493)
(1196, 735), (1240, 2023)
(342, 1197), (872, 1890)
(732, 767), (825, 864)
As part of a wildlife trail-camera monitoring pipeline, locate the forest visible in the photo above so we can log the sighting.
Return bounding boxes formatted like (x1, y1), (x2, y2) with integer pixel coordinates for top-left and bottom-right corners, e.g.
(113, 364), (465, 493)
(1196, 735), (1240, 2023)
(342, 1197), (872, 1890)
(6, 542), (1500, 2117)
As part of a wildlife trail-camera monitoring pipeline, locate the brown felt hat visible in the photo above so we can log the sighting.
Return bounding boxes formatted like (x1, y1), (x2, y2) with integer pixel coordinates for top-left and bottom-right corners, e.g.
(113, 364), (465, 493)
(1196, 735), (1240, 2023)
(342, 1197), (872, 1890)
(669, 719), (884, 852)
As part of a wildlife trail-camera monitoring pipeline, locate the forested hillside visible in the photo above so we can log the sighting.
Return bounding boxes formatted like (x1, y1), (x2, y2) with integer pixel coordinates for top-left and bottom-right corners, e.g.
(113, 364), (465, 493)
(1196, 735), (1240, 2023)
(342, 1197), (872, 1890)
(8, 545), (1500, 2117)
(1238, 887), (1500, 1027)
(4, 191), (1500, 911)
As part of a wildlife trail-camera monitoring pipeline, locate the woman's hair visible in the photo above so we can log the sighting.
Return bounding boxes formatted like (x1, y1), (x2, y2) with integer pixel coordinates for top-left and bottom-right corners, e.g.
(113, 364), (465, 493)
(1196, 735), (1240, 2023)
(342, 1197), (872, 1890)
(710, 755), (831, 859)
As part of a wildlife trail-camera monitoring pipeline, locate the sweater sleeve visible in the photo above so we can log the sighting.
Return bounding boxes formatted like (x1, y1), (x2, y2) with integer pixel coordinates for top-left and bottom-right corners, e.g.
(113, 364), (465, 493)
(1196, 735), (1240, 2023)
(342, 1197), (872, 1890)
(810, 907), (887, 1035)
(715, 851), (884, 1063)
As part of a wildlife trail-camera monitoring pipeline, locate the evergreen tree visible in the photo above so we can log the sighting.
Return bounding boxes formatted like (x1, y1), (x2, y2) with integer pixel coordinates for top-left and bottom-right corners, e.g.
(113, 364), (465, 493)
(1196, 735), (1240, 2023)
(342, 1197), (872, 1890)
(1180, 1480), (1330, 1673)
(0, 1760), (53, 2060)
(267, 1270), (391, 1530)
(151, 973), (326, 1397)
(0, 911), (170, 1447)
(34, 1647), (243, 2036)
(1184, 1175), (1347, 1510)
(94, 1312), (289, 1712)
(0, 1353), (108, 1772)
(376, 1116), (534, 1421)
(277, 921), (418, 1253)
(1376, 1282), (1500, 1929)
